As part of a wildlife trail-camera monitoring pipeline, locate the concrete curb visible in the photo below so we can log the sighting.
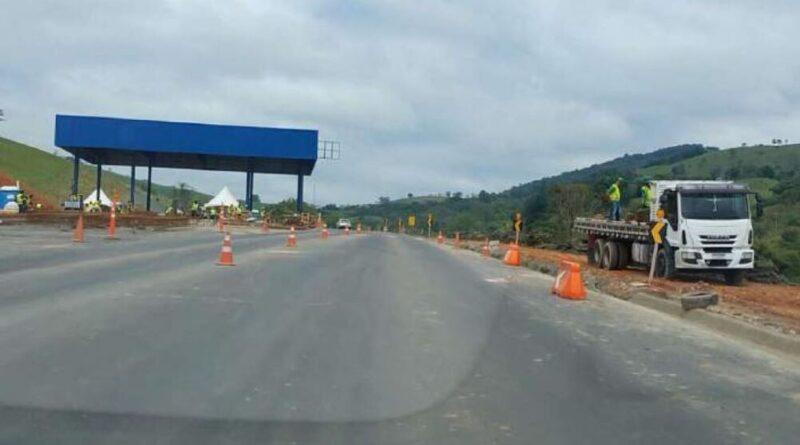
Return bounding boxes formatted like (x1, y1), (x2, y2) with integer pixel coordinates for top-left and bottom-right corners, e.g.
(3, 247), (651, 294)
(457, 241), (800, 359)
(628, 291), (800, 358)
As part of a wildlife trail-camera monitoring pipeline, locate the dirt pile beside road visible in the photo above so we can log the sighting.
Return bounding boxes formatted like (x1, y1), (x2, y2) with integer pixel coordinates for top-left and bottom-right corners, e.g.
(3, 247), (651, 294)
(459, 239), (800, 335)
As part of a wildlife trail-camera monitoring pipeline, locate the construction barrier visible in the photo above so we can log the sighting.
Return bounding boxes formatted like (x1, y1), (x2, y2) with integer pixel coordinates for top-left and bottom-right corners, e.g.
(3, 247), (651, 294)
(551, 260), (586, 300)
(481, 238), (490, 257)
(287, 226), (297, 247)
(503, 243), (521, 266)
(216, 232), (235, 266)
(107, 203), (118, 240)
(72, 212), (84, 243)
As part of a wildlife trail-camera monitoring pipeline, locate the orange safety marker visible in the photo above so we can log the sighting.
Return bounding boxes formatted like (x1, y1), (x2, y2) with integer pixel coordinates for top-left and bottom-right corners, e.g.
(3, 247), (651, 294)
(73, 212), (85, 243)
(287, 226), (297, 247)
(356, 223), (362, 234)
(321, 225), (329, 239)
(481, 238), (490, 256)
(261, 218), (269, 234)
(453, 232), (461, 248)
(552, 260), (586, 300)
(344, 226), (350, 236)
(107, 201), (118, 240)
(437, 231), (444, 244)
(216, 232), (235, 266)
(503, 243), (521, 266)
(217, 210), (225, 232)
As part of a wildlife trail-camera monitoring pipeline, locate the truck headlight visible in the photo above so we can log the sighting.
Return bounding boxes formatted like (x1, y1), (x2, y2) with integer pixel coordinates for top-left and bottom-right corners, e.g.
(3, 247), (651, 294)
(681, 251), (700, 262)
(741, 251), (753, 260)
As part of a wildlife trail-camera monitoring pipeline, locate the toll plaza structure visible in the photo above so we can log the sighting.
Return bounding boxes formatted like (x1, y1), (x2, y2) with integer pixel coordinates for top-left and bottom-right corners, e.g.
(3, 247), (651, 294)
(55, 115), (318, 212)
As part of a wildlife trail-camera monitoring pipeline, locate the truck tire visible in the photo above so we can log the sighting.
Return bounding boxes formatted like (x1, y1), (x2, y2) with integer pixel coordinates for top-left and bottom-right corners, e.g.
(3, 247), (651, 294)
(724, 270), (745, 286)
(602, 241), (620, 270)
(594, 240), (607, 268)
(654, 246), (676, 279)
(587, 240), (597, 266)
(617, 242), (630, 269)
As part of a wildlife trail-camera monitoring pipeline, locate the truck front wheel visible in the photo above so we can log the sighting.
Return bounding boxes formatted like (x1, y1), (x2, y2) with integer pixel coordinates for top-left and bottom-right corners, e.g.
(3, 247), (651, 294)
(655, 246), (676, 279)
(724, 270), (745, 286)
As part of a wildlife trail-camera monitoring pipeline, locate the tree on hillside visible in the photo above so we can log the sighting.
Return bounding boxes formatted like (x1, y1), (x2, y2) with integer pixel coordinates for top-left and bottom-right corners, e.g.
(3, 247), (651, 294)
(548, 183), (591, 244)
(378, 196), (390, 204)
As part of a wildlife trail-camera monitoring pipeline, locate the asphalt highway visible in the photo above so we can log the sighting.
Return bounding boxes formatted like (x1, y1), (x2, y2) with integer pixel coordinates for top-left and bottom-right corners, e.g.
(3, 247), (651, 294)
(0, 226), (798, 444)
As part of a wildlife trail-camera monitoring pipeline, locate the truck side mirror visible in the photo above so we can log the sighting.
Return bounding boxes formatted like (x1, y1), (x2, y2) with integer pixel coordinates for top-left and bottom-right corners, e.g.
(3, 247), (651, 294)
(755, 194), (764, 219)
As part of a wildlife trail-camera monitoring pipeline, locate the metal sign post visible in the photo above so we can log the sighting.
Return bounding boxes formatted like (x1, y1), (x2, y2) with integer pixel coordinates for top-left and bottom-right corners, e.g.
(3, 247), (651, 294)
(513, 212), (522, 245)
(648, 211), (666, 283)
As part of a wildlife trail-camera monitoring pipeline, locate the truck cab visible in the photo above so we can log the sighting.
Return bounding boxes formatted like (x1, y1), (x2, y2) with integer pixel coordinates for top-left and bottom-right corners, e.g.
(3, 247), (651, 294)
(652, 181), (755, 284)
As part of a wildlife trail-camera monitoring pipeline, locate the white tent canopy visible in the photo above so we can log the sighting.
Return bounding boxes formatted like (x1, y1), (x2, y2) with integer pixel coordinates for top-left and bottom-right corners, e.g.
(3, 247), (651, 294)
(204, 186), (239, 208)
(83, 189), (113, 207)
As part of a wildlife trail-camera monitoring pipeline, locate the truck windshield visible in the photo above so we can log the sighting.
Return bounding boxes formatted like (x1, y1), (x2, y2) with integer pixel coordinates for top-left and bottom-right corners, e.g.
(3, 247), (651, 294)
(680, 193), (749, 220)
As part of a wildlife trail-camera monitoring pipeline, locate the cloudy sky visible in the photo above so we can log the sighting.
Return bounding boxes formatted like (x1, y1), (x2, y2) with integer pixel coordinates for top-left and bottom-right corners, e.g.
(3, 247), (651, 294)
(1, 0), (798, 204)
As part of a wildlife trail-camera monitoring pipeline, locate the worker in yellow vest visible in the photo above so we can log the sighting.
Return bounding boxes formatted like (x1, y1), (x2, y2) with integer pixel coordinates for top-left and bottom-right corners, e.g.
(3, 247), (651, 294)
(607, 177), (622, 221)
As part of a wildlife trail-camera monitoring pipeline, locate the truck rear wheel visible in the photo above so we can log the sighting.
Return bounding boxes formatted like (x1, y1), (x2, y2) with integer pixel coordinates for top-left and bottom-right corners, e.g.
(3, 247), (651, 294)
(593, 240), (606, 268)
(602, 241), (620, 270)
(724, 270), (745, 286)
(587, 240), (597, 266)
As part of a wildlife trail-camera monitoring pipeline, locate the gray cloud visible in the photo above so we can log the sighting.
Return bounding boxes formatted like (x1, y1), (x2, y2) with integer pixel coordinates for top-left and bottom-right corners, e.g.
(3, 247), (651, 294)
(1, 0), (799, 204)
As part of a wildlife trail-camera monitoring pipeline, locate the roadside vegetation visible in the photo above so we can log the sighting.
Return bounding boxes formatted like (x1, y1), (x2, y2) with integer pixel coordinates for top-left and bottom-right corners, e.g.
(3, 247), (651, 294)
(0, 137), (210, 211)
(324, 143), (800, 283)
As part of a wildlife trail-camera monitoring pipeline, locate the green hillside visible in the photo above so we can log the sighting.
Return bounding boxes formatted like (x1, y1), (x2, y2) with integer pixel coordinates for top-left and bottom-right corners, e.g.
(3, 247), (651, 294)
(0, 137), (210, 211)
(326, 143), (800, 283)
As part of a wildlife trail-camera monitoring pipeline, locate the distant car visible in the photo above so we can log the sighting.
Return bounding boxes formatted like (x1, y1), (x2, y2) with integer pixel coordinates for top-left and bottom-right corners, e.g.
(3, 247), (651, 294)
(337, 218), (352, 229)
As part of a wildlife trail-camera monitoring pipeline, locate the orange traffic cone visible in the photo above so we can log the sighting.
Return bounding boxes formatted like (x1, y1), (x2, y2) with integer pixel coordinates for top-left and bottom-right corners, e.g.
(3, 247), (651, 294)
(107, 203), (118, 240)
(552, 260), (586, 300)
(344, 227), (350, 236)
(453, 232), (461, 248)
(321, 225), (329, 239)
(503, 243), (521, 266)
(356, 223), (362, 234)
(481, 238), (490, 256)
(261, 218), (269, 234)
(216, 232), (235, 266)
(287, 226), (297, 247)
(73, 212), (84, 243)
(437, 231), (444, 244)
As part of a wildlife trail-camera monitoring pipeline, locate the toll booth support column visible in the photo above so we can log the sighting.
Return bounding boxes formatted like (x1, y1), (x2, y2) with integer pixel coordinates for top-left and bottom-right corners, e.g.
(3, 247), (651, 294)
(146, 161), (152, 212)
(245, 170), (253, 211)
(130, 164), (136, 206)
(296, 174), (304, 213)
(95, 163), (102, 202)
(71, 150), (80, 196)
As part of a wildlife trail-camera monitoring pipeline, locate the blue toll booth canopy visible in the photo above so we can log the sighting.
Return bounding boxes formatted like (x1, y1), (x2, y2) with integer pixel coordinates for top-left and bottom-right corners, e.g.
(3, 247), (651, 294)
(55, 115), (319, 212)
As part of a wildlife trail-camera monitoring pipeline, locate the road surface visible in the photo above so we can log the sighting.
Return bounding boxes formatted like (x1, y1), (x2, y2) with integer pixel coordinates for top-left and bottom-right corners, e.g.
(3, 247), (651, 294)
(0, 225), (798, 444)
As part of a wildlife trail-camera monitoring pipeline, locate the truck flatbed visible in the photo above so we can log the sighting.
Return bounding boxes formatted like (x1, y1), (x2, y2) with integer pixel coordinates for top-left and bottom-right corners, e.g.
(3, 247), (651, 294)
(573, 217), (652, 242)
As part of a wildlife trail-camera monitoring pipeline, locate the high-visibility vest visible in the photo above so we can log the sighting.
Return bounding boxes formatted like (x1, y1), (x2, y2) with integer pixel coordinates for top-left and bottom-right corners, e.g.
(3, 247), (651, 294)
(641, 185), (652, 207)
(608, 183), (621, 202)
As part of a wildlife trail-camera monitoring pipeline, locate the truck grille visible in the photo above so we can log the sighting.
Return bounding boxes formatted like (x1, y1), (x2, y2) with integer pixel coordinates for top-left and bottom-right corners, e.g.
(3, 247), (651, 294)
(703, 247), (733, 254)
(706, 259), (730, 267)
(700, 235), (736, 245)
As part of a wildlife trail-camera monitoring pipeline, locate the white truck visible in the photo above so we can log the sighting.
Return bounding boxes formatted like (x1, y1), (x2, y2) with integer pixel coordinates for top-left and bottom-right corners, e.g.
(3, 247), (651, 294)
(574, 180), (761, 285)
